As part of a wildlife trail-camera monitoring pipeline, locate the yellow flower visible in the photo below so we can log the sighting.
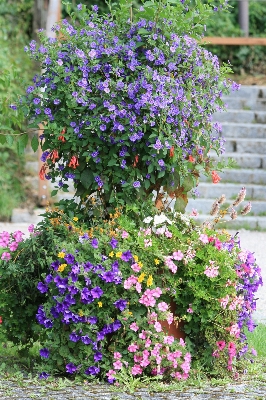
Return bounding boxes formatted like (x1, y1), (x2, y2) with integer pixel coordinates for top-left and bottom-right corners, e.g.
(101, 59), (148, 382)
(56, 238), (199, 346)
(154, 259), (160, 265)
(73, 217), (78, 222)
(57, 263), (67, 272)
(138, 272), (146, 283)
(146, 275), (153, 287)
(128, 311), (133, 316)
(133, 255), (139, 262)
(116, 251), (122, 258)
(138, 261), (143, 268)
(98, 302), (103, 308)
(78, 310), (84, 317)
(109, 251), (114, 258)
(57, 251), (65, 258)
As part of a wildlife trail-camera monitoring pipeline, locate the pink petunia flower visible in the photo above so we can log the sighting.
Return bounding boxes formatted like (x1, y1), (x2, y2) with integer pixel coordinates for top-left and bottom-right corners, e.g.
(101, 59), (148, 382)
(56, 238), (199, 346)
(1, 252), (11, 261)
(130, 322), (139, 332)
(121, 230), (129, 239)
(9, 241), (18, 252)
(114, 352), (122, 360)
(131, 365), (143, 375)
(113, 360), (123, 370)
(128, 343), (139, 352)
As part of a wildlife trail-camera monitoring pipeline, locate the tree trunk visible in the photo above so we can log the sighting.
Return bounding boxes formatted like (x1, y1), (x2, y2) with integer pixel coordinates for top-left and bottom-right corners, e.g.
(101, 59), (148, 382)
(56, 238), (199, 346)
(33, 0), (49, 40)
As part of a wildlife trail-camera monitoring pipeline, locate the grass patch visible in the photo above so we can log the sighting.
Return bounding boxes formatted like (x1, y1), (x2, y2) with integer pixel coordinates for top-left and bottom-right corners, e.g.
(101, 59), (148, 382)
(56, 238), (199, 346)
(245, 323), (266, 358)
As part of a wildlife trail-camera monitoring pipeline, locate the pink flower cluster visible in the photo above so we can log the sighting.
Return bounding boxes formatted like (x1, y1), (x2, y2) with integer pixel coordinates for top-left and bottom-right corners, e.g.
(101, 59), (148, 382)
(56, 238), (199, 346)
(107, 332), (191, 381)
(139, 287), (162, 307)
(204, 260), (219, 278)
(219, 295), (244, 310)
(164, 250), (183, 273)
(213, 341), (237, 371)
(0, 230), (25, 261)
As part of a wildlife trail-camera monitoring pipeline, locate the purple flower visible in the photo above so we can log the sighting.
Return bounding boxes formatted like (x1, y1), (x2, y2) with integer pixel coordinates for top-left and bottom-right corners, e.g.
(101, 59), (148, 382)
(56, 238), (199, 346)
(109, 237), (118, 249)
(33, 98), (41, 105)
(92, 5), (98, 12)
(39, 372), (50, 380)
(111, 320), (122, 331)
(69, 332), (80, 342)
(94, 351), (103, 362)
(113, 299), (128, 311)
(9, 104), (17, 110)
(91, 286), (103, 299)
(88, 316), (98, 324)
(54, 99), (61, 105)
(65, 253), (75, 264)
(40, 348), (50, 358)
(91, 238), (99, 248)
(101, 271), (115, 283)
(133, 181), (141, 188)
(37, 282), (48, 293)
(85, 366), (100, 375)
(121, 250), (132, 262)
(66, 363), (78, 374)
(82, 335), (92, 345)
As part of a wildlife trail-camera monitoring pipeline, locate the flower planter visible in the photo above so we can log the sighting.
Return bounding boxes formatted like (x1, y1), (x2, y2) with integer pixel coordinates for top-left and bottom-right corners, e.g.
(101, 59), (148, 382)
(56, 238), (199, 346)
(160, 300), (186, 340)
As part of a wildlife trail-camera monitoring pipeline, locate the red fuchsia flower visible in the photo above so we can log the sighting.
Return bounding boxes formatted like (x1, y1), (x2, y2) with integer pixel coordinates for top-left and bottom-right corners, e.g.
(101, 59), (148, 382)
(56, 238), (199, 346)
(39, 164), (47, 180)
(169, 146), (174, 157)
(0, 316), (2, 324)
(69, 155), (79, 169)
(58, 127), (66, 142)
(188, 155), (195, 162)
(211, 170), (221, 184)
(133, 154), (139, 167)
(48, 149), (59, 163)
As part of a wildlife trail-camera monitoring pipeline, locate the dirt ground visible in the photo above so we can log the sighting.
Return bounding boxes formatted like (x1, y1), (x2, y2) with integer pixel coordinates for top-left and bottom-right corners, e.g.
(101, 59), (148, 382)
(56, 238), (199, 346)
(232, 74), (266, 86)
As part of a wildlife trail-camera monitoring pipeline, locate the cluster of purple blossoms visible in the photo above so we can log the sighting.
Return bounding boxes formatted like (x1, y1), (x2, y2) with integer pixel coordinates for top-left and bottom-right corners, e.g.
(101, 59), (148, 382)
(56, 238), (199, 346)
(22, 6), (236, 198)
(35, 240), (136, 377)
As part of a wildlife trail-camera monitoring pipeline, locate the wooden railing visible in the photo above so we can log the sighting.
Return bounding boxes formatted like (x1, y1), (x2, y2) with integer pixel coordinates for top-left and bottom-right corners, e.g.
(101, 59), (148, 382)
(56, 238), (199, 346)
(202, 37), (266, 46)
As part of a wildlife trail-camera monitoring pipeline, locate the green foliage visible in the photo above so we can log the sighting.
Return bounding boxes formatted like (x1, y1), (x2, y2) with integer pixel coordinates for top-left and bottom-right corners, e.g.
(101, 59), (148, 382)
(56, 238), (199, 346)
(204, 1), (266, 74)
(0, 146), (27, 221)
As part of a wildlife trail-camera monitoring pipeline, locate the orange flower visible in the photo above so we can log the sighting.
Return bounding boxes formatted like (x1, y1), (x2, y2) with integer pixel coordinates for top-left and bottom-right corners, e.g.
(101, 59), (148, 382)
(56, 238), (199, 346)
(133, 155), (139, 167)
(69, 155), (79, 169)
(58, 127), (66, 142)
(48, 149), (59, 163)
(211, 171), (221, 184)
(39, 164), (47, 180)
(169, 146), (174, 157)
(188, 155), (195, 162)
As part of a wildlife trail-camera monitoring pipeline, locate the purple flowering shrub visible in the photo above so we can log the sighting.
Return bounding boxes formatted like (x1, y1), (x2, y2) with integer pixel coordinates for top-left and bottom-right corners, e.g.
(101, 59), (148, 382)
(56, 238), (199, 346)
(28, 208), (262, 380)
(20, 2), (237, 213)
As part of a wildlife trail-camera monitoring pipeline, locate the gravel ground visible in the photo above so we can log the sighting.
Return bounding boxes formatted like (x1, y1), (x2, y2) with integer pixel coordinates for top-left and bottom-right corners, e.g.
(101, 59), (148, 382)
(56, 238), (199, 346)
(0, 223), (265, 399)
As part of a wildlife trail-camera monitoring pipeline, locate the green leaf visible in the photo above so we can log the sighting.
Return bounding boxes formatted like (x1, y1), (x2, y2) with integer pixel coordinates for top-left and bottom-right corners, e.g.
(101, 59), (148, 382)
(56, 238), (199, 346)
(174, 197), (187, 213)
(31, 135), (39, 152)
(137, 28), (150, 35)
(5, 135), (14, 146)
(80, 169), (94, 189)
(17, 134), (28, 155)
(51, 190), (58, 197)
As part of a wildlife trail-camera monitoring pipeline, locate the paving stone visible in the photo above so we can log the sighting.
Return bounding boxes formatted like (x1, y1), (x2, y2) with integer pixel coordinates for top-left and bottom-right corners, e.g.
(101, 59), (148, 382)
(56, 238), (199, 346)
(220, 122), (266, 139)
(214, 109), (266, 124)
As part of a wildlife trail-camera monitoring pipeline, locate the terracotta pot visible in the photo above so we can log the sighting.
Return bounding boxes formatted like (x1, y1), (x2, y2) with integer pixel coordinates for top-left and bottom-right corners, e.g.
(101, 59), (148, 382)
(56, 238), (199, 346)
(160, 300), (186, 340)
